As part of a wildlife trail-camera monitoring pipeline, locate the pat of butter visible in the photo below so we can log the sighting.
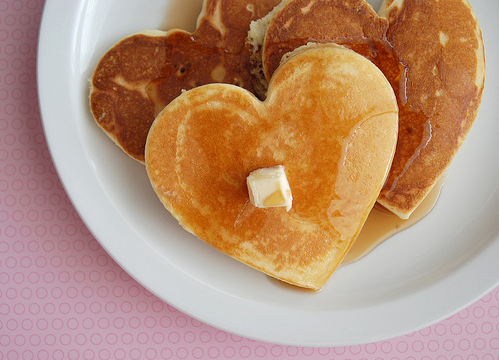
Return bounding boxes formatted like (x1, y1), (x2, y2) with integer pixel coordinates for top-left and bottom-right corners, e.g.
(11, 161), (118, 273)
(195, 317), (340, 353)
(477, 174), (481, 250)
(246, 165), (292, 211)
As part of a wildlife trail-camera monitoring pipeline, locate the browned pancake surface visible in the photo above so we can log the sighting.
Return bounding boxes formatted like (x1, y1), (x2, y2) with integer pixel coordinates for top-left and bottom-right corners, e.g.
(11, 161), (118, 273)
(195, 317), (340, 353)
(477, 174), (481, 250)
(376, 0), (485, 217)
(262, 0), (389, 81)
(259, 0), (485, 218)
(145, 46), (398, 289)
(90, 0), (280, 162)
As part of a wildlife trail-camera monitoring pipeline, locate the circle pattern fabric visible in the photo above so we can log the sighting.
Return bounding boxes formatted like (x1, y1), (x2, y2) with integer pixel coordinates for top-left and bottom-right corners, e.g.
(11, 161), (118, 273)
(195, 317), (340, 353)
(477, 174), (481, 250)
(1, 1), (499, 359)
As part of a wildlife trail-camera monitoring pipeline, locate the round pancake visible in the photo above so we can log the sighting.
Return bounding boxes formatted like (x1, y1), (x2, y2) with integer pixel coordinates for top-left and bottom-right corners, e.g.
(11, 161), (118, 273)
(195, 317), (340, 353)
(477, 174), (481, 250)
(254, 0), (485, 218)
(145, 45), (398, 290)
(89, 0), (280, 162)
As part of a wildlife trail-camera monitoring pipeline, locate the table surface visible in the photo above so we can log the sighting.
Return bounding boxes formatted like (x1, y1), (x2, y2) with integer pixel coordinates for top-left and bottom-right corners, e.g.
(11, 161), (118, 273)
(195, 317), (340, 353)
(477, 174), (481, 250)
(2, 1), (499, 359)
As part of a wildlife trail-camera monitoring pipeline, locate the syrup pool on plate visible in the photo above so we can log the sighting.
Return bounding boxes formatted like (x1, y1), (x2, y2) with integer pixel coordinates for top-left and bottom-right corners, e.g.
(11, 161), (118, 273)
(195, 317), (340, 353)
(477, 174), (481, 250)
(343, 174), (446, 265)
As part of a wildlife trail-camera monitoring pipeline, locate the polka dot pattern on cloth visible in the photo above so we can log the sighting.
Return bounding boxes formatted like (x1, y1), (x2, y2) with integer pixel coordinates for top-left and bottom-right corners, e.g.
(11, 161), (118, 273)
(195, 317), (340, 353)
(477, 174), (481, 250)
(1, 0), (499, 359)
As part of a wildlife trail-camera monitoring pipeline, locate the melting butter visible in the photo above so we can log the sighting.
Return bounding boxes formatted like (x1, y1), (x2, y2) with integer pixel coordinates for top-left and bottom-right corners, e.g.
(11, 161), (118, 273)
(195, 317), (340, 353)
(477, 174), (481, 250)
(247, 165), (292, 211)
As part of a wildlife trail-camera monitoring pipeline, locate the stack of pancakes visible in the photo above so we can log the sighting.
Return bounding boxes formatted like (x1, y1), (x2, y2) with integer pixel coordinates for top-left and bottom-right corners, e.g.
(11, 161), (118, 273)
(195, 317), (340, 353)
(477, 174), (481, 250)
(248, 0), (485, 219)
(89, 0), (485, 289)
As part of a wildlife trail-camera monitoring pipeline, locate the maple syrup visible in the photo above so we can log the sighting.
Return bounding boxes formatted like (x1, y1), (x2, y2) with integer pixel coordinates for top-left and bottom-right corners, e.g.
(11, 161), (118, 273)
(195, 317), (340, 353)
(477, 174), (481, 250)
(267, 176), (445, 290)
(342, 175), (446, 265)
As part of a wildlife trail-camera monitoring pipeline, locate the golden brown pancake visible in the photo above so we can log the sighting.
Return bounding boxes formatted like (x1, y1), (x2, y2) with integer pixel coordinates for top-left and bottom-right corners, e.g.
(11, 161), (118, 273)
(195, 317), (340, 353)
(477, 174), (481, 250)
(251, 0), (485, 218)
(145, 45), (398, 290)
(376, 0), (485, 218)
(248, 0), (389, 98)
(89, 0), (280, 162)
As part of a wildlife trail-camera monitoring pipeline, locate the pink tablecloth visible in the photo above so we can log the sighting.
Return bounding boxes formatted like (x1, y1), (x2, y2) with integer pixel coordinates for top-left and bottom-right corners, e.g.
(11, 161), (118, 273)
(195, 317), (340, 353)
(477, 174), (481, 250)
(2, 1), (499, 359)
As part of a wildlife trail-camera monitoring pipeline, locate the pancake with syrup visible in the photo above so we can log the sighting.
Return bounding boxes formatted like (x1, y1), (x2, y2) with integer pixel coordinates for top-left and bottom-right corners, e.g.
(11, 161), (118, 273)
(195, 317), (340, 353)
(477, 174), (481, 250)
(248, 0), (390, 99)
(89, 0), (280, 162)
(145, 45), (398, 290)
(249, 0), (485, 218)
(376, 0), (485, 218)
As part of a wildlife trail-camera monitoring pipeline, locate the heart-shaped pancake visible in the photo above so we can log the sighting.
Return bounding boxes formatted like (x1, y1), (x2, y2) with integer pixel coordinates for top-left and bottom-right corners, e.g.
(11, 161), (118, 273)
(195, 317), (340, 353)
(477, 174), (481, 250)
(90, 0), (280, 162)
(145, 45), (398, 290)
(376, 0), (485, 218)
(250, 0), (485, 218)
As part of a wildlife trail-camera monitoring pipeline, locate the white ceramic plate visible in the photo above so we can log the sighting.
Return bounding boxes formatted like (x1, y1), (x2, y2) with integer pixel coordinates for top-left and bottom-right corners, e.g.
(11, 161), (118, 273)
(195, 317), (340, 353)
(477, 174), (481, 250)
(38, 0), (499, 347)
